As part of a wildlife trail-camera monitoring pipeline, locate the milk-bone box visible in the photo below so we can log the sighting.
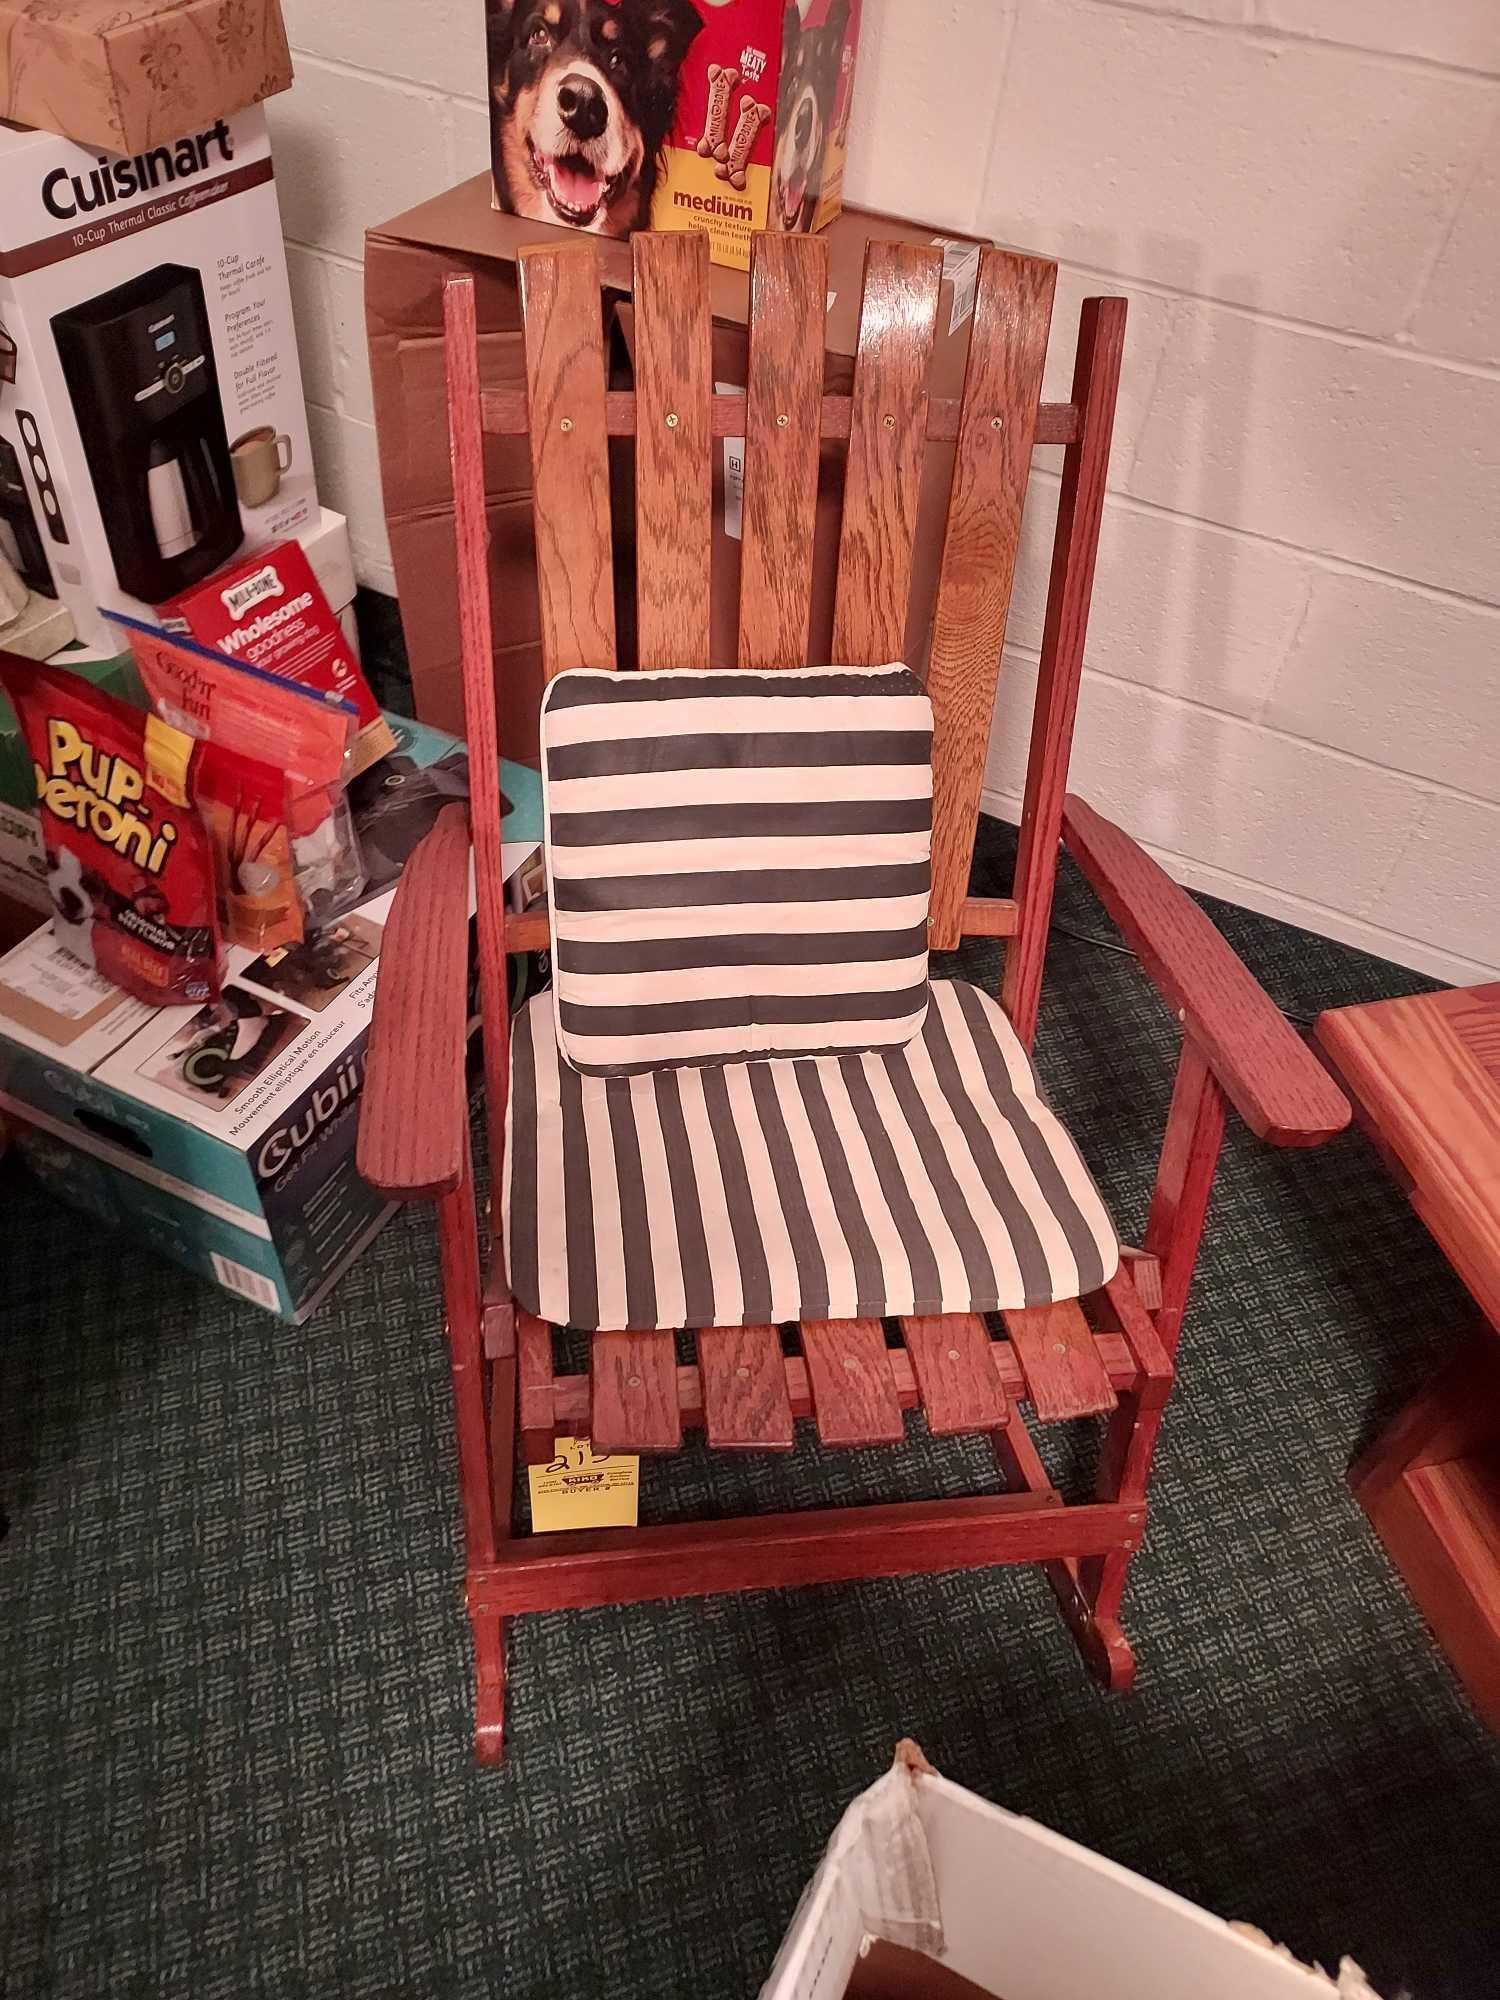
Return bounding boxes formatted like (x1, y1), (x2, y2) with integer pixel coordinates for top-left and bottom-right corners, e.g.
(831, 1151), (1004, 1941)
(157, 540), (395, 778)
(486, 0), (862, 271)
(0, 0), (292, 157)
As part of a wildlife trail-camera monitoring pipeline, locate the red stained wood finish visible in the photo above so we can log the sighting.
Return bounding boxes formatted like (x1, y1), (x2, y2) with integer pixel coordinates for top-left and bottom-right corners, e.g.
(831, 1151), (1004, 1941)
(1002, 297), (1126, 1048)
(1002, 1299), (1118, 1420)
(469, 1493), (1143, 1615)
(738, 233), (827, 670)
(900, 1314), (1009, 1435)
(590, 1329), (682, 1454)
(802, 1319), (905, 1446)
(355, 803), (471, 1201)
(831, 241), (942, 664)
(697, 1325), (795, 1451)
(1064, 794), (1350, 1148)
(352, 232), (1361, 1762)
(1317, 984), (1500, 1731)
(631, 232), (712, 668)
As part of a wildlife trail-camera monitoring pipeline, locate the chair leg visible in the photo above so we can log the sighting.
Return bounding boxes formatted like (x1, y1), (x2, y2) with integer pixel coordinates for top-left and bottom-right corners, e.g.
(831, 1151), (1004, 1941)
(470, 1608), (507, 1767)
(991, 1418), (1137, 1692)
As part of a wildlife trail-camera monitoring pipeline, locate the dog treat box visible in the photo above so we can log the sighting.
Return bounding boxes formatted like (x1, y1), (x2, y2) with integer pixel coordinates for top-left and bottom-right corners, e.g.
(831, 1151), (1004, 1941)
(486, 0), (863, 270)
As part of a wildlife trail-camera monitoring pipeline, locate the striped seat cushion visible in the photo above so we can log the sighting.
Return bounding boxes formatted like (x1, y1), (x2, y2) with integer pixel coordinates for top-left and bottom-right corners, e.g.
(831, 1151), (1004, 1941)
(541, 664), (933, 1076)
(504, 979), (1120, 1331)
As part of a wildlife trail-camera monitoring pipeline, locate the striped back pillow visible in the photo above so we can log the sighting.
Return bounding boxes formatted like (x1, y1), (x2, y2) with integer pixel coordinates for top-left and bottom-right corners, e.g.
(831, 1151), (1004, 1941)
(541, 665), (934, 1076)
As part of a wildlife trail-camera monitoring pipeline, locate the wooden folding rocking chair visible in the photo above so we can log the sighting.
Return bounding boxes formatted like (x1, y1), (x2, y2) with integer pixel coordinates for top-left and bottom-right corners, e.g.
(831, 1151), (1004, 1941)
(356, 229), (1349, 1766)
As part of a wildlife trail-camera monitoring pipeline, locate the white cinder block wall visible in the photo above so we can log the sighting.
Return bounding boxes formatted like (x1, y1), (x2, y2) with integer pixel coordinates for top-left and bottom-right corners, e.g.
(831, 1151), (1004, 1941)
(272, 0), (1500, 981)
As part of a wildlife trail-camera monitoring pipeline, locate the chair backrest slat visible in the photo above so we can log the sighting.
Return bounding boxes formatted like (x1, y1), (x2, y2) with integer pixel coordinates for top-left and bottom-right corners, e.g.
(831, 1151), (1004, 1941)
(517, 242), (616, 677)
(927, 248), (1056, 949)
(737, 233), (828, 669)
(632, 231), (712, 668)
(830, 241), (942, 664)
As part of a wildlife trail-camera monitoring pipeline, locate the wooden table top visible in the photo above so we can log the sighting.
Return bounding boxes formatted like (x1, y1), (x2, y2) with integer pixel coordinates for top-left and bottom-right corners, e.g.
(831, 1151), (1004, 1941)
(1315, 983), (1500, 1329)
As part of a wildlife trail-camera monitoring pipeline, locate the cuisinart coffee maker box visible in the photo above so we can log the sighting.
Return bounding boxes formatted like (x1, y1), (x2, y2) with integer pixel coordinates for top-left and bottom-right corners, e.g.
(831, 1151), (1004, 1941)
(0, 715), (544, 1323)
(0, 106), (316, 650)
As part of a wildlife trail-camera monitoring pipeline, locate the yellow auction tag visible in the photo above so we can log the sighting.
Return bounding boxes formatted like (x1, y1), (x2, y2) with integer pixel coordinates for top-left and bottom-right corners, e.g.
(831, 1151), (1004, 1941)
(528, 1436), (640, 1532)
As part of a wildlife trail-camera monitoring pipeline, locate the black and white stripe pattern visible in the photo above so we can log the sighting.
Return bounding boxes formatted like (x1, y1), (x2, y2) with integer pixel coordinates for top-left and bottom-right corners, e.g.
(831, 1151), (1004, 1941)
(504, 980), (1120, 1330)
(541, 666), (934, 1076)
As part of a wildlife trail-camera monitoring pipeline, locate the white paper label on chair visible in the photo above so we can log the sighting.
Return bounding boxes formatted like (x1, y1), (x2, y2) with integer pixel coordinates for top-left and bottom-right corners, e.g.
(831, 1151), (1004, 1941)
(932, 237), (981, 336)
(717, 379), (745, 542)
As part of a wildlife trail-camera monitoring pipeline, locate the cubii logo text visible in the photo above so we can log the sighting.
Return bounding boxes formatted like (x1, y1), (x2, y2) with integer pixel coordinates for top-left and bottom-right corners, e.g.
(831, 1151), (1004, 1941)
(256, 1053), (362, 1180)
(42, 121), (235, 221)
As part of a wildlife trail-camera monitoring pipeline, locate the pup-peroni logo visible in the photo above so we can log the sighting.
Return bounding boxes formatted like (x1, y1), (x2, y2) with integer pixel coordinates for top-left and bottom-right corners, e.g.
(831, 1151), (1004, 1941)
(32, 717), (178, 875)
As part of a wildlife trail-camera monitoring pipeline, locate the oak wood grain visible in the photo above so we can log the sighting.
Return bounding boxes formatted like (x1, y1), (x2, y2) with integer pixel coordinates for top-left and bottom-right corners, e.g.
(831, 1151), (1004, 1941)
(738, 233), (827, 668)
(549, 1329), (1143, 1432)
(927, 249), (1056, 949)
(900, 1313), (1009, 1435)
(481, 387), (1082, 448)
(1143, 1038), (1228, 1356)
(517, 242), (616, 677)
(632, 232), (712, 667)
(1064, 794), (1351, 1148)
(590, 1329), (682, 1453)
(802, 1318), (905, 1445)
(356, 802), (471, 1200)
(1002, 1299), (1118, 1420)
(697, 1324), (795, 1450)
(1002, 297), (1125, 1046)
(831, 241), (942, 664)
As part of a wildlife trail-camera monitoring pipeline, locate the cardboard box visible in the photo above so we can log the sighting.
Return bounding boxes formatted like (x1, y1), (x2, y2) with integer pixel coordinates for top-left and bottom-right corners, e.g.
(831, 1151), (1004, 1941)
(365, 174), (985, 746)
(0, 105), (317, 652)
(0, 0), (292, 157)
(485, 0), (861, 271)
(0, 710), (544, 1322)
(765, 1749), (1380, 2000)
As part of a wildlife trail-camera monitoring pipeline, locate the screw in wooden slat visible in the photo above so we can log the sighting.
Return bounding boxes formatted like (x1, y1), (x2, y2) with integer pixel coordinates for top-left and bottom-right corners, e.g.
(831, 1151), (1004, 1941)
(627, 1374), (641, 1388)
(666, 412), (679, 428)
(947, 1348), (960, 1361)
(775, 412), (789, 427)
(882, 413), (895, 429)
(991, 416), (1003, 430)
(559, 417), (573, 432)
(1053, 1340), (1068, 1355)
(843, 1357), (858, 1372)
(735, 1366), (750, 1379)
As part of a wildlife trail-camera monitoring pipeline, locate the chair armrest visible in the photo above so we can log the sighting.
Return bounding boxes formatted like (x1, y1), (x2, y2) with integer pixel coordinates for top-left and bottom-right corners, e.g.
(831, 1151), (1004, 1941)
(356, 803), (472, 1200)
(1060, 794), (1350, 1148)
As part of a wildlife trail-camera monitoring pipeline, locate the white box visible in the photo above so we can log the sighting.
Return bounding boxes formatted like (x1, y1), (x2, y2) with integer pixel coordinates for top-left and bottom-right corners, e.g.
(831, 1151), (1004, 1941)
(764, 1748), (1381, 2000)
(0, 107), (317, 652)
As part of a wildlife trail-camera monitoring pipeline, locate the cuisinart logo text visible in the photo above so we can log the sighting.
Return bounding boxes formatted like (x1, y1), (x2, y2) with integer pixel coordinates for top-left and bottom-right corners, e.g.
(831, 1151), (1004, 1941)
(42, 121), (235, 221)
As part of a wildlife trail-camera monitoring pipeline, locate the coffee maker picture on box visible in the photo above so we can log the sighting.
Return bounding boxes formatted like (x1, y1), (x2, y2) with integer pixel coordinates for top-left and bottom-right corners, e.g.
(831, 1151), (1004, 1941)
(0, 109), (316, 652)
(485, 0), (862, 269)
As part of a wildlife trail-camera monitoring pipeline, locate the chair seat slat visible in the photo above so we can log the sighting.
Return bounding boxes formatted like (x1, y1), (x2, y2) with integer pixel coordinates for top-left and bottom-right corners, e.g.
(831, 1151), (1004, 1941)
(802, 1319), (905, 1446)
(591, 1329), (682, 1453)
(831, 242), (942, 666)
(738, 234), (828, 669)
(1002, 1300), (1118, 1420)
(517, 243), (616, 678)
(901, 1314), (1009, 1434)
(698, 1325), (795, 1450)
(633, 233), (713, 668)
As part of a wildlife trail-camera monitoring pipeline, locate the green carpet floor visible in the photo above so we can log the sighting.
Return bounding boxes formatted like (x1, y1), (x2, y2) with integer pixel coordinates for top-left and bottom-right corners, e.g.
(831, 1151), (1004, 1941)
(4, 818), (1499, 2000)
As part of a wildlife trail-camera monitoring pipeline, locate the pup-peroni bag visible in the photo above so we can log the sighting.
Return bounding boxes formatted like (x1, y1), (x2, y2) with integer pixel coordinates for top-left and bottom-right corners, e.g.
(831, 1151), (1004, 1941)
(0, 654), (222, 1006)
